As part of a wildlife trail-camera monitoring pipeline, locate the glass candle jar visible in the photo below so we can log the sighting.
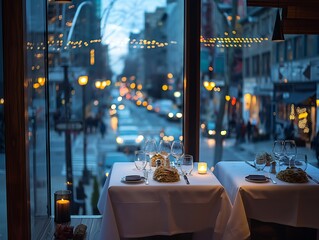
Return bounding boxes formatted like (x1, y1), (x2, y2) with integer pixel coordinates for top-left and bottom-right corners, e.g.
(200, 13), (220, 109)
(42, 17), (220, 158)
(54, 190), (72, 223)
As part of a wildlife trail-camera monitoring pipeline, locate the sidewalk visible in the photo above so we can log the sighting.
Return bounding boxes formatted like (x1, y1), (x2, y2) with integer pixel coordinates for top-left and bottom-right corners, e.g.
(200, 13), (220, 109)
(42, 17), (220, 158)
(237, 139), (319, 167)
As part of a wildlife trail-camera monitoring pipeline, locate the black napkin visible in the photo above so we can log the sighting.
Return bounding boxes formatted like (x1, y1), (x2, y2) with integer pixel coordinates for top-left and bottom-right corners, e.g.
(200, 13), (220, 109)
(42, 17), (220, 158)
(246, 175), (267, 181)
(125, 175), (143, 181)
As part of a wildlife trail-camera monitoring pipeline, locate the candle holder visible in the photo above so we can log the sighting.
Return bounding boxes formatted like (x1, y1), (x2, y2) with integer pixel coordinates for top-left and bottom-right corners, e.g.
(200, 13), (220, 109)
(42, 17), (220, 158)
(198, 162), (207, 174)
(54, 190), (72, 224)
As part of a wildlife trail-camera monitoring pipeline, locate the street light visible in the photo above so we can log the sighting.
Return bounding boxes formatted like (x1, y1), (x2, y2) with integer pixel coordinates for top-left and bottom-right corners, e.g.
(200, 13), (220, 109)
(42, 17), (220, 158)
(78, 75), (90, 184)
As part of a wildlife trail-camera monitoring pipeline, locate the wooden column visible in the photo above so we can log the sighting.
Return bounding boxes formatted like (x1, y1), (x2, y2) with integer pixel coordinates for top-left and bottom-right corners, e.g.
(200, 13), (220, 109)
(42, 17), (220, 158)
(3, 0), (31, 239)
(184, 0), (201, 161)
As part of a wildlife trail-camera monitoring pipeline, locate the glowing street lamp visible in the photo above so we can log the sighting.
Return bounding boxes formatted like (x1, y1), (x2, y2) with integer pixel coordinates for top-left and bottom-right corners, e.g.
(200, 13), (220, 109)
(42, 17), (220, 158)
(78, 75), (90, 184)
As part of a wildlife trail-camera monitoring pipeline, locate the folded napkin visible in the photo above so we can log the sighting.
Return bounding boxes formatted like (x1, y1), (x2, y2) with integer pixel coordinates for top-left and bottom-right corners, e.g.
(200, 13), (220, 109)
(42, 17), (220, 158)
(125, 175), (144, 181)
(246, 175), (267, 181)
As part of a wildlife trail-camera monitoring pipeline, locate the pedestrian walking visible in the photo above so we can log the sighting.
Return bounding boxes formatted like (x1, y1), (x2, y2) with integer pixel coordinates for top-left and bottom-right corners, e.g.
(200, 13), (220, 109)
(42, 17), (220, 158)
(75, 180), (87, 215)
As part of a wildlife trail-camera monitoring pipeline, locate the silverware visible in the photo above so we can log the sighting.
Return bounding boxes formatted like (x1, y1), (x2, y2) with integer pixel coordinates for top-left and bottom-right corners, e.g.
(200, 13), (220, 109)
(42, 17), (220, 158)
(245, 161), (256, 169)
(307, 174), (319, 184)
(144, 170), (149, 185)
(183, 174), (190, 185)
(267, 177), (277, 184)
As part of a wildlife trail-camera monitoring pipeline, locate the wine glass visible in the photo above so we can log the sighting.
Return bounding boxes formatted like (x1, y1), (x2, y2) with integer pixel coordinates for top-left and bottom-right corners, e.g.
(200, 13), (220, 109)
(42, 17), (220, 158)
(254, 152), (267, 171)
(134, 150), (147, 171)
(180, 154), (193, 175)
(171, 140), (184, 168)
(158, 140), (171, 167)
(272, 140), (285, 169)
(284, 140), (297, 168)
(294, 153), (308, 171)
(144, 138), (157, 171)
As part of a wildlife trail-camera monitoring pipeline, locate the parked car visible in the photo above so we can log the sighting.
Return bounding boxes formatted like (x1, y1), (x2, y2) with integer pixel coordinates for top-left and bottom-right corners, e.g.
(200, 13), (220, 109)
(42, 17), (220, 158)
(201, 121), (227, 139)
(166, 107), (182, 122)
(116, 125), (144, 152)
(154, 99), (174, 117)
(159, 126), (183, 142)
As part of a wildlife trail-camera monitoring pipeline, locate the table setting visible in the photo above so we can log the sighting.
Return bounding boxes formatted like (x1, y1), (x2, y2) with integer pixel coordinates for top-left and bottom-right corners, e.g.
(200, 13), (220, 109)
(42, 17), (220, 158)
(214, 139), (319, 240)
(97, 139), (232, 240)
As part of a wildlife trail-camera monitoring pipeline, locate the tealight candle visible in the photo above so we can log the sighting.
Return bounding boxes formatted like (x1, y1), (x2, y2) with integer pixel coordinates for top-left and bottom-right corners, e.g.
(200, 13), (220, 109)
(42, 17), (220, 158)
(54, 190), (72, 223)
(56, 199), (70, 223)
(198, 162), (207, 174)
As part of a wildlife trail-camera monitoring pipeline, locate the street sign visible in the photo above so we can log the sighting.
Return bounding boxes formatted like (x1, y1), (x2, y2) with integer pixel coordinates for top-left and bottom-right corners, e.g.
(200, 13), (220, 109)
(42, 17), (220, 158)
(55, 120), (83, 131)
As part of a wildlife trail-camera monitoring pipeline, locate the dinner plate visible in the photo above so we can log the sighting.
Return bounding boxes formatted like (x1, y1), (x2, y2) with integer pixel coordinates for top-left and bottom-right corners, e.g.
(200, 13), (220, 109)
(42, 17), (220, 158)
(121, 175), (145, 184)
(245, 175), (269, 183)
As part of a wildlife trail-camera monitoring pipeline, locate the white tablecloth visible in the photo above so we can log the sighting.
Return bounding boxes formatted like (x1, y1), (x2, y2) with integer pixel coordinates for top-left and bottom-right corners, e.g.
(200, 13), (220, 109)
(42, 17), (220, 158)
(214, 161), (319, 240)
(97, 162), (232, 240)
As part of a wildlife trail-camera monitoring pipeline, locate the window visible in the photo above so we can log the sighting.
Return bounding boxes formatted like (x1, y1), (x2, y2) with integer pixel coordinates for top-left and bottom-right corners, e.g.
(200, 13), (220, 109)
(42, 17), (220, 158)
(48, 0), (184, 215)
(26, 0), (50, 238)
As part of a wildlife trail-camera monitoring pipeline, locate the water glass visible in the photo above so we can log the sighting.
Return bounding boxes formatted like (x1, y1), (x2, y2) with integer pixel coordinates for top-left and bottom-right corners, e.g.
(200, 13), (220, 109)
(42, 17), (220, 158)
(134, 150), (147, 171)
(284, 140), (297, 168)
(180, 154), (193, 175)
(171, 140), (184, 167)
(294, 153), (308, 171)
(254, 152), (267, 171)
(158, 140), (171, 166)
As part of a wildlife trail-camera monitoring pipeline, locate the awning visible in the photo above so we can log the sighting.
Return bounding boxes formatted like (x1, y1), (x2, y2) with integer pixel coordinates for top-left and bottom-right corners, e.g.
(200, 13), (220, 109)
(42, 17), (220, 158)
(281, 91), (315, 104)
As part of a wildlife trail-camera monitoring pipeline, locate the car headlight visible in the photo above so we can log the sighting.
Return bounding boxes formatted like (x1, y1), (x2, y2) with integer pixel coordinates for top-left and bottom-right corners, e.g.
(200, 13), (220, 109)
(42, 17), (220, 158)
(116, 137), (124, 144)
(208, 130), (216, 135)
(221, 130), (227, 136)
(135, 135), (144, 143)
(168, 113), (174, 118)
(176, 113), (182, 118)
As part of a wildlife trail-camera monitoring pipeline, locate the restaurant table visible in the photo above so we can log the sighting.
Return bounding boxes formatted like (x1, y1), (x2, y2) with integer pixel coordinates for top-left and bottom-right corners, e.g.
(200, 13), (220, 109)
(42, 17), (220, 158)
(97, 162), (232, 240)
(214, 161), (319, 240)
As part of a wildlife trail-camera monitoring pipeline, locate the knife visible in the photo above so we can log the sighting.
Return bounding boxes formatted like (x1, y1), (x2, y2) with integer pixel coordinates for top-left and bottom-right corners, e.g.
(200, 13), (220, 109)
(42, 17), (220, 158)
(245, 161), (256, 169)
(183, 174), (190, 184)
(307, 174), (319, 184)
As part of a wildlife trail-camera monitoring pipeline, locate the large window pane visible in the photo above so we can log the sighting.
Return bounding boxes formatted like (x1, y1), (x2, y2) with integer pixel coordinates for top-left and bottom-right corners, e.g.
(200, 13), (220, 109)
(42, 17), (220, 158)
(26, 0), (49, 238)
(200, 1), (317, 168)
(0, 1), (7, 238)
(48, 0), (184, 215)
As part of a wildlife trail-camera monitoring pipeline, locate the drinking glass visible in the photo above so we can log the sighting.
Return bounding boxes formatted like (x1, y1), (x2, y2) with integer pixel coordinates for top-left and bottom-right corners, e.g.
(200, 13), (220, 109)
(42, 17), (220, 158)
(144, 138), (157, 171)
(180, 154), (193, 175)
(284, 140), (297, 168)
(134, 150), (147, 171)
(158, 140), (171, 167)
(272, 140), (285, 169)
(254, 152), (267, 171)
(294, 153), (308, 171)
(171, 140), (184, 168)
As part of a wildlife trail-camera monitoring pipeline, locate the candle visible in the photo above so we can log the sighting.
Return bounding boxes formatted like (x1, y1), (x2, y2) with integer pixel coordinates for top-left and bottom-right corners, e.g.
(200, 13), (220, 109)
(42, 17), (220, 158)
(55, 199), (70, 223)
(198, 162), (207, 174)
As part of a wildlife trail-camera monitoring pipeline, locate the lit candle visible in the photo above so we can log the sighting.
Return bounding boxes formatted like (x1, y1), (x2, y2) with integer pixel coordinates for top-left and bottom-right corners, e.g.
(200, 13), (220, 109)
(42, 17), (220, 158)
(198, 162), (207, 174)
(55, 199), (70, 223)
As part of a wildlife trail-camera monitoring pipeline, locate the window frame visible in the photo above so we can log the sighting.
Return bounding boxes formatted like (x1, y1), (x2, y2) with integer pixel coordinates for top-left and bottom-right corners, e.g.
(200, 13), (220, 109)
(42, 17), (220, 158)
(2, 0), (201, 239)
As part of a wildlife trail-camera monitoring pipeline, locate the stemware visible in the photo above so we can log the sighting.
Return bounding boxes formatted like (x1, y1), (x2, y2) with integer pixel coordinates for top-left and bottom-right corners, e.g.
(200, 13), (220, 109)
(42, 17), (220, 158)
(134, 150), (147, 171)
(171, 140), (184, 168)
(158, 140), (171, 167)
(284, 140), (297, 168)
(144, 138), (157, 171)
(254, 152), (267, 171)
(180, 154), (193, 175)
(272, 140), (285, 169)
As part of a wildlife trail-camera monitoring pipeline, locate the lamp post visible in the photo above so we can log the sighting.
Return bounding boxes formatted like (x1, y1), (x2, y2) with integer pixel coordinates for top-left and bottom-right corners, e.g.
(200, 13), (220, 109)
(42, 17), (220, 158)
(78, 75), (90, 184)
